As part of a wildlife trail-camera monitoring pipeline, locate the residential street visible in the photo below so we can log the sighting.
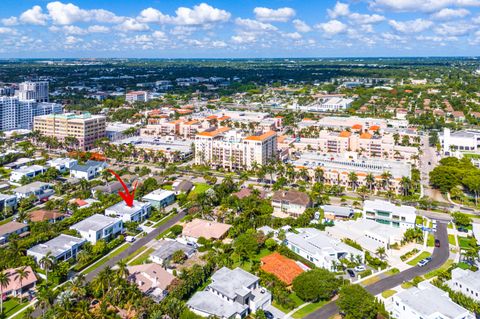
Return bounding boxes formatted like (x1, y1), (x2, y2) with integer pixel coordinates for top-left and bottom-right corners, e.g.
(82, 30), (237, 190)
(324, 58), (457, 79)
(305, 221), (449, 319)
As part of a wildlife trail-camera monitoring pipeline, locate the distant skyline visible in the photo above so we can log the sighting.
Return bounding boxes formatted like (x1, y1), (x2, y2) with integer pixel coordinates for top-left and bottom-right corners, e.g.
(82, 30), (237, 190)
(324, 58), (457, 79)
(1, 1), (480, 58)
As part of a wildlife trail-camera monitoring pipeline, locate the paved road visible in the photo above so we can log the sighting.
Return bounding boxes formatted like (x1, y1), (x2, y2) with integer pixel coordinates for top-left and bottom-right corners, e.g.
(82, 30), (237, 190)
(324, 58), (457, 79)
(30, 210), (186, 318)
(305, 222), (449, 319)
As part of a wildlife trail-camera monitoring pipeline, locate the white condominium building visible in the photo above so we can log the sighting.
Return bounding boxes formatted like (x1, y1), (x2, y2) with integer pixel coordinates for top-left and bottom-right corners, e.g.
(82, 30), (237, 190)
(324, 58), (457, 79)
(17, 81), (49, 102)
(194, 128), (277, 170)
(439, 128), (480, 155)
(126, 91), (149, 103)
(0, 97), (62, 131)
(363, 199), (416, 229)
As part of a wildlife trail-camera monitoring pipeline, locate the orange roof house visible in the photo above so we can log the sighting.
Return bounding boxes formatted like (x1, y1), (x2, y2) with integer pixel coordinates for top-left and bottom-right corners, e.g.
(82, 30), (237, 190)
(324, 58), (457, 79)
(261, 252), (304, 285)
(339, 131), (352, 138)
(197, 127), (230, 137)
(360, 132), (373, 139)
(369, 125), (380, 131)
(352, 124), (362, 130)
(245, 131), (276, 141)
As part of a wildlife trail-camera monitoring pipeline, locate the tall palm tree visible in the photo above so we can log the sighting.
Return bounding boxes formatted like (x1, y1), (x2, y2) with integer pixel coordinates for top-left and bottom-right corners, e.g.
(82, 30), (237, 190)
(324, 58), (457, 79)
(39, 252), (56, 283)
(15, 266), (30, 302)
(348, 172), (358, 190)
(381, 171), (392, 191)
(116, 259), (129, 281)
(0, 271), (11, 314)
(401, 176), (412, 196)
(314, 167), (324, 183)
(366, 173), (376, 192)
(376, 247), (387, 260)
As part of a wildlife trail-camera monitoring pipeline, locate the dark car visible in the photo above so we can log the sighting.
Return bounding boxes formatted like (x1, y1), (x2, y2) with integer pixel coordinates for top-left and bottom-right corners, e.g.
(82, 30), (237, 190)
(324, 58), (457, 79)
(347, 269), (355, 277)
(264, 311), (274, 319)
(458, 227), (468, 233)
(435, 239), (441, 247)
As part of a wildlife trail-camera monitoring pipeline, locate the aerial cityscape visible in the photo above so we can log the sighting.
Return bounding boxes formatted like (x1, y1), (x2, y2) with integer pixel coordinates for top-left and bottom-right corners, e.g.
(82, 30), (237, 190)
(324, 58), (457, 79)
(1, 1), (480, 319)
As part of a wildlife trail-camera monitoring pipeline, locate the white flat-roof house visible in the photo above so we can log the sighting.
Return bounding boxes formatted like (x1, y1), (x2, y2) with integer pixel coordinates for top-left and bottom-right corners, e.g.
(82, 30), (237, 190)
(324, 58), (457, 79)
(285, 228), (364, 271)
(363, 199), (416, 229)
(326, 219), (405, 254)
(10, 165), (47, 183)
(104, 200), (152, 223)
(449, 268), (480, 302)
(70, 214), (123, 244)
(0, 194), (17, 212)
(46, 158), (78, 173)
(389, 281), (474, 319)
(188, 267), (271, 319)
(142, 189), (175, 209)
(70, 160), (107, 180)
(13, 182), (54, 200)
(439, 128), (480, 155)
(27, 234), (86, 264)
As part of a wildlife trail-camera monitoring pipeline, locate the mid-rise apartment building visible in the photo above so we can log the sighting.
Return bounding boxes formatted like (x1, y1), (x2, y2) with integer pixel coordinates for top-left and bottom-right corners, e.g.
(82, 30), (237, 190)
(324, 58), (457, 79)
(0, 97), (62, 131)
(126, 91), (149, 103)
(17, 81), (49, 102)
(363, 199), (416, 229)
(33, 113), (106, 151)
(194, 128), (277, 170)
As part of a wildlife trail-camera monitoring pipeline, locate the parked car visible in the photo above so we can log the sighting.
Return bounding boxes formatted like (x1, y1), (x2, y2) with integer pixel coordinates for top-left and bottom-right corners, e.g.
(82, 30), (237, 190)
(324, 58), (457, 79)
(347, 269), (355, 277)
(417, 258), (431, 267)
(354, 265), (366, 272)
(457, 227), (468, 233)
(264, 311), (274, 319)
(125, 236), (136, 243)
(435, 239), (440, 247)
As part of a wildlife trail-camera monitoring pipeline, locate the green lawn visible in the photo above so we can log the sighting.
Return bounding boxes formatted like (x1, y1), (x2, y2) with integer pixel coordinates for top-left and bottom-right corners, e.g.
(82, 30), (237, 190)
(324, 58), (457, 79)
(189, 183), (211, 197)
(407, 252), (432, 266)
(162, 184), (173, 190)
(82, 243), (131, 274)
(381, 290), (397, 298)
(427, 234), (435, 247)
(292, 301), (328, 319)
(125, 246), (148, 263)
(129, 248), (154, 266)
(2, 298), (28, 318)
(458, 262), (472, 270)
(401, 281), (414, 289)
(424, 259), (454, 280)
(272, 293), (305, 314)
(0, 216), (13, 226)
(152, 213), (175, 228)
(448, 234), (457, 246)
(360, 275), (380, 286)
(458, 236), (477, 250)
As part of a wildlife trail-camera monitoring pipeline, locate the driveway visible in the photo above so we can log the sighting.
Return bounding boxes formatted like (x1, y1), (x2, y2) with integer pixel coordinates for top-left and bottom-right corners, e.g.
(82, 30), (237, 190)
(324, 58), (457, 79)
(305, 221), (449, 319)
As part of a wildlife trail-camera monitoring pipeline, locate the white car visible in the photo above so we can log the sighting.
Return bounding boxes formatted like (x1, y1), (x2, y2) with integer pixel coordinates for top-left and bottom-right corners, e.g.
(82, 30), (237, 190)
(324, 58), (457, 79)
(125, 236), (136, 243)
(354, 265), (366, 272)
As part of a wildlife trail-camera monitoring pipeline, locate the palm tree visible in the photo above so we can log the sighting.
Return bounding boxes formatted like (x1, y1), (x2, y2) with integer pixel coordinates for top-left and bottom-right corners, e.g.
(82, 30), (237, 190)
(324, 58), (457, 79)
(381, 171), (392, 191)
(314, 167), (324, 183)
(15, 266), (30, 301)
(0, 271), (11, 314)
(39, 252), (56, 283)
(16, 210), (29, 223)
(348, 172), (358, 190)
(116, 259), (129, 281)
(401, 176), (412, 196)
(366, 173), (376, 193)
(376, 247), (387, 260)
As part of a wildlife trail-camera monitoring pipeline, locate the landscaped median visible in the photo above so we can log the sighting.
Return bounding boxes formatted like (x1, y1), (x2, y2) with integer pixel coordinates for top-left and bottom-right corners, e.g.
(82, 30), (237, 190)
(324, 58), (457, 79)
(81, 242), (131, 274)
(406, 251), (432, 266)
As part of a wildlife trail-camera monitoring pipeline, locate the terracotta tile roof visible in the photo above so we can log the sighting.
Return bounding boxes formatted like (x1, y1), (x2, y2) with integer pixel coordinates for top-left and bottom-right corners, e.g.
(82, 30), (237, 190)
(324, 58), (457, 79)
(184, 120), (199, 125)
(0, 221), (27, 237)
(197, 127), (230, 137)
(339, 131), (352, 137)
(261, 252), (304, 285)
(75, 199), (88, 206)
(245, 131), (276, 141)
(2, 266), (37, 294)
(352, 124), (362, 130)
(360, 132), (372, 139)
(369, 125), (380, 131)
(176, 109), (193, 114)
(217, 116), (230, 121)
(205, 115), (218, 120)
(29, 210), (65, 223)
(271, 190), (311, 207)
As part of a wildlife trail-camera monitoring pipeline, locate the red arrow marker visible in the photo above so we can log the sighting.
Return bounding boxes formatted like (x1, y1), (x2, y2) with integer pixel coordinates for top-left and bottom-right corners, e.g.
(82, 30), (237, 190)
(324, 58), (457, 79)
(107, 169), (137, 207)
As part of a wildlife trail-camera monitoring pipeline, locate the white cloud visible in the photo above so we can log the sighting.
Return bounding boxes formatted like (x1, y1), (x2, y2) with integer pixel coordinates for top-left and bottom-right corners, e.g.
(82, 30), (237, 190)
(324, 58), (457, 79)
(88, 25), (110, 33)
(170, 26), (197, 36)
(116, 18), (149, 32)
(253, 7), (295, 22)
(327, 2), (350, 18)
(0, 27), (15, 34)
(389, 19), (433, 33)
(152, 30), (167, 40)
(432, 8), (470, 19)
(283, 32), (302, 39)
(62, 25), (87, 35)
(370, 0), (480, 12)
(211, 40), (227, 48)
(137, 7), (171, 24)
(434, 22), (475, 35)
(316, 20), (348, 36)
(65, 35), (81, 44)
(349, 13), (385, 24)
(20, 5), (48, 25)
(231, 32), (257, 44)
(293, 19), (311, 32)
(2, 17), (18, 26)
(174, 3), (230, 25)
(235, 18), (277, 31)
(46, 2), (123, 25)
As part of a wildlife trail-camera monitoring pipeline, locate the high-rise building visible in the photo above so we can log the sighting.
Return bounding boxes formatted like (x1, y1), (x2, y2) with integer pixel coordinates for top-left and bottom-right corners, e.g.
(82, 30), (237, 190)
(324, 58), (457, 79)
(17, 81), (49, 102)
(0, 97), (62, 131)
(33, 113), (106, 151)
(194, 127), (277, 170)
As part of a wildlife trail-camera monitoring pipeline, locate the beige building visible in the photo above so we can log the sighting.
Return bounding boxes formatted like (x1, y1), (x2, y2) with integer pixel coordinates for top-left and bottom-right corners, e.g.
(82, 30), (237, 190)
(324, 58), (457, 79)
(34, 113), (106, 151)
(194, 127), (277, 170)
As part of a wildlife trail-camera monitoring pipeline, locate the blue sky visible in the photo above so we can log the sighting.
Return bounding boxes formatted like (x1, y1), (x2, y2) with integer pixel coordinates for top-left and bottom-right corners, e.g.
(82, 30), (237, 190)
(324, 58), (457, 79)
(1, 0), (480, 58)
